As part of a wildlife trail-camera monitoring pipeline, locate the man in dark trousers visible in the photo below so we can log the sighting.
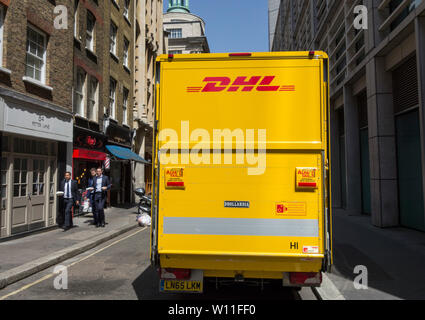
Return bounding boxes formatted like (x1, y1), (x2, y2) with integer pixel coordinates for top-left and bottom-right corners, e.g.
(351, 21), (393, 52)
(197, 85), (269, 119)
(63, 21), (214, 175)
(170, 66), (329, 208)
(59, 172), (79, 231)
(87, 168), (97, 224)
(92, 167), (111, 228)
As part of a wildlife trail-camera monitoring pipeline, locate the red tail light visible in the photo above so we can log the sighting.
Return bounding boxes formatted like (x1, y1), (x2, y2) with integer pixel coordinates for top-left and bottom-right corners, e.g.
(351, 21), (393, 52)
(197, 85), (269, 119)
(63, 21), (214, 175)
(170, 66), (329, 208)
(160, 268), (191, 280)
(290, 272), (322, 285)
(168, 54), (174, 59)
(229, 53), (252, 57)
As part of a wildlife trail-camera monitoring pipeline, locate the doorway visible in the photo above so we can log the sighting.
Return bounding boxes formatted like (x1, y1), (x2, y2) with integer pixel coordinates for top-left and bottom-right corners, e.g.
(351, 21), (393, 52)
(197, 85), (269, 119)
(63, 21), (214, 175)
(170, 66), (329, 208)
(396, 109), (425, 231)
(11, 157), (47, 234)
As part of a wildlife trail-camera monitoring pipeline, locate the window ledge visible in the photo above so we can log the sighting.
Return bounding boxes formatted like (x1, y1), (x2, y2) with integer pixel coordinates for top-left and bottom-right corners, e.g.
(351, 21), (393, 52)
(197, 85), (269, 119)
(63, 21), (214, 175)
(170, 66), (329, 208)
(123, 65), (131, 74)
(0, 67), (12, 75)
(124, 15), (131, 26)
(111, 0), (120, 10)
(110, 52), (119, 63)
(85, 47), (96, 56)
(22, 76), (53, 91)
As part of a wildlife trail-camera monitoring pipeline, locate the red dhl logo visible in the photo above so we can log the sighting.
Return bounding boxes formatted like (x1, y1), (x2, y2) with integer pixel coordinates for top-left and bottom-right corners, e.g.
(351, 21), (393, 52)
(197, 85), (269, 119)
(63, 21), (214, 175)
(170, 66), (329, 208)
(187, 76), (295, 93)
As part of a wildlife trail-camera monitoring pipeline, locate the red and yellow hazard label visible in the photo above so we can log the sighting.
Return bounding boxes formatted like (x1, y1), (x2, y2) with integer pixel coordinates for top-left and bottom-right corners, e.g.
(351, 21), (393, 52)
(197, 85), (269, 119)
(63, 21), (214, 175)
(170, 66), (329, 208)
(165, 168), (185, 189)
(276, 202), (306, 216)
(296, 167), (318, 189)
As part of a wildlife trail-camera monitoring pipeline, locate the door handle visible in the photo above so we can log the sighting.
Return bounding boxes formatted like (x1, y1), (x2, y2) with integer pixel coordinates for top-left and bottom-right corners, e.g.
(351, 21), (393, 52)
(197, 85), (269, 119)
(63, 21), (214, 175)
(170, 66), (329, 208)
(27, 193), (32, 200)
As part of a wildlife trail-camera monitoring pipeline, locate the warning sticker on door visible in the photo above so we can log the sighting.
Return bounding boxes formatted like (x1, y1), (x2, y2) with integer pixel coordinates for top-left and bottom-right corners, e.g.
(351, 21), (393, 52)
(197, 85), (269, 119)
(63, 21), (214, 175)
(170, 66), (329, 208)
(276, 202), (306, 216)
(296, 167), (318, 189)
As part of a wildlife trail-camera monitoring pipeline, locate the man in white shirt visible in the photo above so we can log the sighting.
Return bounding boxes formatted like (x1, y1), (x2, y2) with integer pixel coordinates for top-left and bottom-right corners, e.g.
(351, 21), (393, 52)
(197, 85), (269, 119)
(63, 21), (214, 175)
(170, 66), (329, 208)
(59, 172), (79, 231)
(91, 168), (111, 228)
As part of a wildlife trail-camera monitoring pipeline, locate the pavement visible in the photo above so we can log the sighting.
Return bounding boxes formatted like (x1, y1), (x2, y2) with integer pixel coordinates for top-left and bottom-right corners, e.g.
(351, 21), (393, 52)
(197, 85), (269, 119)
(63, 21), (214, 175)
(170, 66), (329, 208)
(325, 208), (425, 300)
(0, 206), (139, 290)
(1, 204), (425, 300)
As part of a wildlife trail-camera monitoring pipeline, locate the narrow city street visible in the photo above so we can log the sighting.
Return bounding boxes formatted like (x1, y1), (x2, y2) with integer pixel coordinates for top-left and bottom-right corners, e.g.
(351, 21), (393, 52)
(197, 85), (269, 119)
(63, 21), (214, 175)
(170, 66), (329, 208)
(0, 228), (315, 300)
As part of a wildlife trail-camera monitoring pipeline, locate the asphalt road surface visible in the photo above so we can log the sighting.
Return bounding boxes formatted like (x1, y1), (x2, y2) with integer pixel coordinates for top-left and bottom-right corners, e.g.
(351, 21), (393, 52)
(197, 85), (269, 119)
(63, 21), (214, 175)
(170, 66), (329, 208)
(0, 228), (316, 300)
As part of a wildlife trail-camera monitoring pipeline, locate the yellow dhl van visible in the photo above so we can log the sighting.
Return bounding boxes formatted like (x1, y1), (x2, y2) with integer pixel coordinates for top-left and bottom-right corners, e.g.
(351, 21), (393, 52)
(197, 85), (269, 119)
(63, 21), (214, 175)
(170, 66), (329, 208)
(150, 51), (332, 293)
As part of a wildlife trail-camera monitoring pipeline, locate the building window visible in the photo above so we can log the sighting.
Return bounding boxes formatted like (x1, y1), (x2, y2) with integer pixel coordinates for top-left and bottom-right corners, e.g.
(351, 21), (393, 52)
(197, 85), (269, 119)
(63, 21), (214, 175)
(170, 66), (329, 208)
(123, 37), (129, 68)
(74, 68), (86, 117)
(86, 11), (95, 52)
(74, 0), (79, 38)
(0, 5), (4, 67)
(123, 87), (129, 125)
(168, 28), (182, 39)
(110, 22), (118, 55)
(25, 26), (47, 83)
(87, 76), (98, 122)
(123, 0), (130, 19)
(1, 157), (7, 211)
(109, 77), (117, 119)
(169, 50), (182, 54)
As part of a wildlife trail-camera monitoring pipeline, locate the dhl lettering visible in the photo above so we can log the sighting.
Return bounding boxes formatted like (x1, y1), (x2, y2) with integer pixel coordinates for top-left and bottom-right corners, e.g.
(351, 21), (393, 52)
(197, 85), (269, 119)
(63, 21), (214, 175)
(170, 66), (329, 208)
(186, 76), (296, 93)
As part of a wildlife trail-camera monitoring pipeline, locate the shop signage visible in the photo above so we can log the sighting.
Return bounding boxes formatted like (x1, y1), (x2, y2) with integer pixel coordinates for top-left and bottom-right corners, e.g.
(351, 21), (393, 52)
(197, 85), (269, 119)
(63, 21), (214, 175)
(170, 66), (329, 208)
(105, 121), (132, 147)
(74, 126), (106, 151)
(0, 99), (73, 142)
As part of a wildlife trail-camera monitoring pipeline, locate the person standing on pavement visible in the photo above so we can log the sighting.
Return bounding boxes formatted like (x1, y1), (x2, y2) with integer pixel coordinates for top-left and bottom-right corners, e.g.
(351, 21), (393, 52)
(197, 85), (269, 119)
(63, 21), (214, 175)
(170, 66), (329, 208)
(92, 167), (111, 228)
(59, 172), (79, 231)
(87, 168), (97, 224)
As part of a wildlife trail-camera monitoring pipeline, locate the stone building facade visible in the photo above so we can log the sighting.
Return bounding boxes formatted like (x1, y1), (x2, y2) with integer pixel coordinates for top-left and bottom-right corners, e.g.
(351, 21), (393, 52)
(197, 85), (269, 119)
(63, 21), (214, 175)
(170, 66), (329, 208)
(269, 0), (425, 232)
(0, 0), (74, 238)
(163, 0), (209, 54)
(133, 0), (165, 194)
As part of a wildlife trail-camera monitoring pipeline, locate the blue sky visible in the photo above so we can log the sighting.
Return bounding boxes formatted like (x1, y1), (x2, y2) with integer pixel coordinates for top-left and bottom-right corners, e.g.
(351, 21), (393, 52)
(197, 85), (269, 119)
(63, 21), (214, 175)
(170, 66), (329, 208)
(163, 0), (269, 53)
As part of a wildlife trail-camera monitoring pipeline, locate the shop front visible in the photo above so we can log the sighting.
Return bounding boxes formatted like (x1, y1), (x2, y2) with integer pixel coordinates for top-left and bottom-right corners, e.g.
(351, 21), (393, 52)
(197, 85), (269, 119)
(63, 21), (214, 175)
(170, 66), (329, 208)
(104, 120), (149, 206)
(72, 126), (107, 189)
(0, 90), (73, 239)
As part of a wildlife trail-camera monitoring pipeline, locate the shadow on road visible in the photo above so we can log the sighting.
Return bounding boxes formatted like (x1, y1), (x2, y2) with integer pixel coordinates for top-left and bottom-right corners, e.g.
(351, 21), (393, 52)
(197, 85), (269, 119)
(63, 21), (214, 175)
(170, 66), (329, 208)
(132, 266), (297, 300)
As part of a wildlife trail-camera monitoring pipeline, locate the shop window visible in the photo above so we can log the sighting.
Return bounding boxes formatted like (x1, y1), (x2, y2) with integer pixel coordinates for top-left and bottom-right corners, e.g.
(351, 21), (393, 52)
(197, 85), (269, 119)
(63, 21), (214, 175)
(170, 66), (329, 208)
(1, 158), (7, 210)
(49, 160), (55, 200)
(50, 143), (57, 156)
(32, 159), (45, 196)
(2, 135), (9, 152)
(13, 158), (27, 198)
(13, 138), (48, 155)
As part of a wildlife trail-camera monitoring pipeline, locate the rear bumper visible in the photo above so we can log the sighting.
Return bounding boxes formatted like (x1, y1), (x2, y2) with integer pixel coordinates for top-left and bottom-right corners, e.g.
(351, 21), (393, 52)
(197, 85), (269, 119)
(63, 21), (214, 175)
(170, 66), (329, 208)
(159, 253), (324, 279)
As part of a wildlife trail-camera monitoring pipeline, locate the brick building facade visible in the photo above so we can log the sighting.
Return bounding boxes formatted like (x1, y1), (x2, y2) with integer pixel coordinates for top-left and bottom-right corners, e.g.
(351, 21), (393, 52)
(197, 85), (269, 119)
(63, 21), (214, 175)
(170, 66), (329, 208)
(0, 0), (74, 238)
